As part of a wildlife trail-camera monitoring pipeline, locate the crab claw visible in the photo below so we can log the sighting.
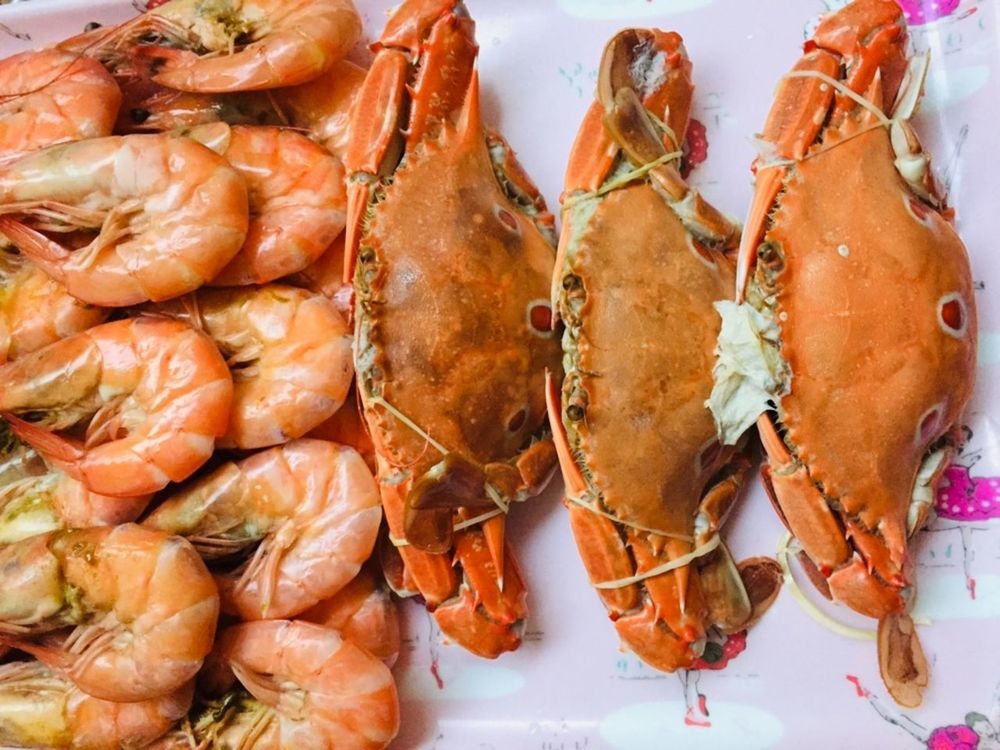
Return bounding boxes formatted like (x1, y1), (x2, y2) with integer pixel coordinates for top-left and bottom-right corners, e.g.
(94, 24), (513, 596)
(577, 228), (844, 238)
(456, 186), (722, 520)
(814, 0), (908, 116)
(878, 612), (928, 708)
(599, 28), (692, 159)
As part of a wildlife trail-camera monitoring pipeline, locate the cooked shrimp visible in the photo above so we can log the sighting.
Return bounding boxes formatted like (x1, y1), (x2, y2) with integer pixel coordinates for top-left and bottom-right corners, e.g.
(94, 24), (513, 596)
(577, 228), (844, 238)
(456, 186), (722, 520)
(0, 250), (107, 364)
(186, 124), (346, 285)
(145, 285), (352, 449)
(188, 620), (398, 749)
(302, 564), (400, 666)
(285, 234), (353, 315)
(307, 382), (375, 471)
(144, 439), (381, 620)
(111, 56), (363, 158)
(0, 454), (150, 545)
(0, 524), (219, 703)
(271, 59), (366, 162)
(64, 0), (362, 94)
(0, 317), (233, 497)
(0, 660), (191, 750)
(0, 49), (121, 163)
(0, 133), (249, 307)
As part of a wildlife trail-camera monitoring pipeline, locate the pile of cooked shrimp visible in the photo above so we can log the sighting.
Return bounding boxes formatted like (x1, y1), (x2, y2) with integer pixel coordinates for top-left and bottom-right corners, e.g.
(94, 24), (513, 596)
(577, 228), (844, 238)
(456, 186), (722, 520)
(0, 0), (403, 747)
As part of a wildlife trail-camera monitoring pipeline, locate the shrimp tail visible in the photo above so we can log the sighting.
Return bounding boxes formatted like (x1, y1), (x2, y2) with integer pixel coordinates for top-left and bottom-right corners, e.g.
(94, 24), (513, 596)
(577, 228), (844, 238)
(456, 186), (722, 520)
(2, 412), (84, 480)
(0, 218), (70, 281)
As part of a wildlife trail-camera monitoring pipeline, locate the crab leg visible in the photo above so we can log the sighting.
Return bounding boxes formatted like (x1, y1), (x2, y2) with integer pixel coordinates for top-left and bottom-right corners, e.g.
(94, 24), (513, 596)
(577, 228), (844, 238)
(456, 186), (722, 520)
(343, 50), (408, 284)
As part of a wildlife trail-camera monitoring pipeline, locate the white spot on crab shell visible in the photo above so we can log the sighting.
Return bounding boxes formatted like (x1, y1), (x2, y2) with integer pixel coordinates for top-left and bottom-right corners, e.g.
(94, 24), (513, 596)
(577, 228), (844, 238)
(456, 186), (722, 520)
(631, 45), (670, 100)
(936, 292), (969, 339)
(837, 244), (850, 258)
(778, 311), (788, 322)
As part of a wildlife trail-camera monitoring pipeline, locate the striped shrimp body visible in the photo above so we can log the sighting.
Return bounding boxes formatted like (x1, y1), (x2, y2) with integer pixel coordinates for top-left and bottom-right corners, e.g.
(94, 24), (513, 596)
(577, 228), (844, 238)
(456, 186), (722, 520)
(0, 459), (150, 545)
(0, 660), (191, 750)
(144, 439), (381, 620)
(0, 49), (121, 163)
(302, 564), (401, 666)
(0, 524), (219, 703)
(0, 317), (233, 497)
(61, 0), (361, 94)
(0, 250), (108, 364)
(144, 285), (352, 450)
(0, 133), (249, 307)
(188, 124), (347, 286)
(170, 620), (398, 750)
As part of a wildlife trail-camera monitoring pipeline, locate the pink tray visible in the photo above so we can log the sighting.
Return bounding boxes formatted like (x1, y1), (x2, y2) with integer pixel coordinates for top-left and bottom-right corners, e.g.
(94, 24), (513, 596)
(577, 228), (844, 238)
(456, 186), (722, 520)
(1, 0), (997, 747)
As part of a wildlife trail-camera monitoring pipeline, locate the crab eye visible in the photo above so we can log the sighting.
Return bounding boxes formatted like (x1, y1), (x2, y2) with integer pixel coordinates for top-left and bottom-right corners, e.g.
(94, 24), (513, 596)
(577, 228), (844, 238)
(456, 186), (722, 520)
(527, 300), (553, 337)
(937, 293), (968, 338)
(496, 206), (520, 234)
(686, 234), (717, 270)
(696, 438), (723, 473)
(904, 195), (933, 225)
(916, 403), (945, 444)
(507, 408), (527, 433)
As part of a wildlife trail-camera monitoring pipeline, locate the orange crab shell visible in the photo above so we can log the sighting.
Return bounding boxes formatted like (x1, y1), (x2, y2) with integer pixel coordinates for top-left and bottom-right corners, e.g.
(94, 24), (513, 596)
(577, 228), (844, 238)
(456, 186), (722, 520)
(765, 125), (976, 612)
(353, 76), (561, 531)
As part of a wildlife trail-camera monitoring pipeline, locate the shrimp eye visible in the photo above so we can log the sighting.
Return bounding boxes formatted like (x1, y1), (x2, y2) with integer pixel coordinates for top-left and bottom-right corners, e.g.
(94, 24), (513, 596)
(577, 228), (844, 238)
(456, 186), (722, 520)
(527, 300), (553, 337)
(130, 109), (151, 124)
(937, 293), (968, 338)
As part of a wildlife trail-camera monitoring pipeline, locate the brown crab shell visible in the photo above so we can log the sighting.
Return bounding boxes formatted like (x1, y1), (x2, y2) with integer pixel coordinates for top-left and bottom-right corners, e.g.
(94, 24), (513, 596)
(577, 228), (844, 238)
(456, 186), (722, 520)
(766, 125), (977, 601)
(562, 182), (737, 536)
(354, 111), (561, 490)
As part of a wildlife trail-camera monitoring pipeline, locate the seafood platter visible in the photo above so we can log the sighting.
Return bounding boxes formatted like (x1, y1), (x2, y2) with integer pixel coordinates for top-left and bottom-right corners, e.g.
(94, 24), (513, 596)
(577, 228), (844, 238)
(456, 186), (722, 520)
(0, 0), (996, 747)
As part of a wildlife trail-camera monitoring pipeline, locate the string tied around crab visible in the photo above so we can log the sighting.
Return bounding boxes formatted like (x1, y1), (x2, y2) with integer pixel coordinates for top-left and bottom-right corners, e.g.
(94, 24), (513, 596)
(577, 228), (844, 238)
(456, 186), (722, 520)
(366, 394), (513, 548)
(752, 52), (931, 175)
(565, 490), (722, 590)
(562, 148), (684, 210)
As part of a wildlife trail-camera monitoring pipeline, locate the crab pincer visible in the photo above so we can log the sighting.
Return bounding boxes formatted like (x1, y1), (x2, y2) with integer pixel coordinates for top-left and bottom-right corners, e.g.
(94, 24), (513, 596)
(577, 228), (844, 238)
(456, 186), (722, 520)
(709, 0), (977, 706)
(344, 0), (562, 657)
